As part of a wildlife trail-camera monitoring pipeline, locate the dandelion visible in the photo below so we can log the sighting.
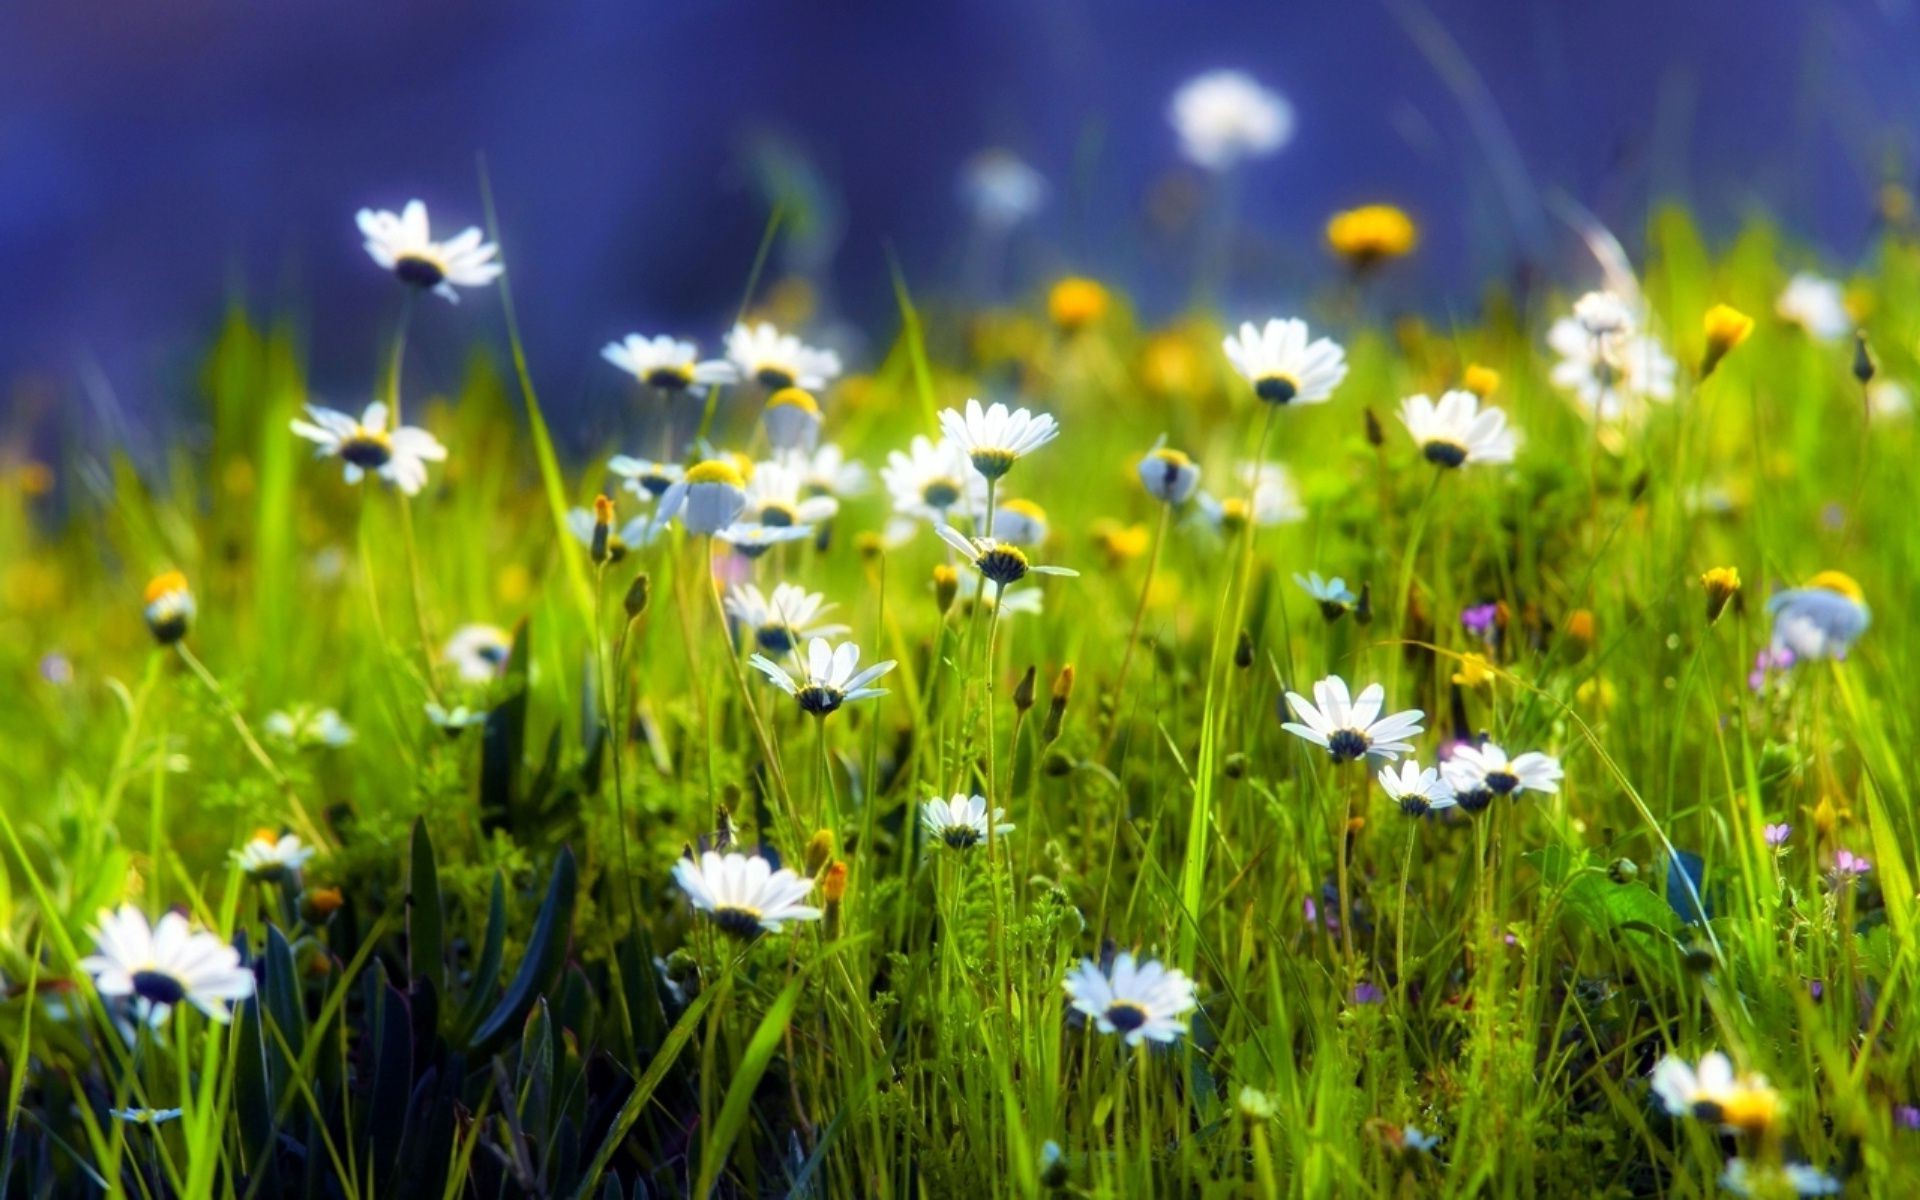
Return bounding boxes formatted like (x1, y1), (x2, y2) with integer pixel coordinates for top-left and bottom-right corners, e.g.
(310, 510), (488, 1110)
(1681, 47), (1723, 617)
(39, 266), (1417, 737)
(724, 321), (842, 391)
(920, 794), (1014, 851)
(1168, 70), (1292, 170)
(882, 435), (988, 527)
(264, 706), (355, 748)
(763, 387), (823, 452)
(1462, 363), (1501, 398)
(442, 624), (512, 683)
(143, 571), (195, 645)
(1775, 272), (1851, 342)
(725, 583), (848, 655)
(1719, 1159), (1841, 1198)
(1650, 1051), (1784, 1136)
(1138, 442), (1202, 504)
(1221, 318), (1348, 405)
(655, 459), (749, 536)
(1294, 571), (1356, 621)
(1047, 277), (1111, 330)
(939, 398), (1060, 480)
(356, 200), (502, 302)
(992, 498), (1049, 546)
(935, 525), (1078, 589)
(1702, 566), (1741, 623)
(1281, 675), (1425, 764)
(232, 830), (315, 881)
(1326, 205), (1418, 269)
(1063, 952), (1199, 1046)
(1399, 390), (1517, 468)
(601, 333), (737, 393)
(1441, 742), (1563, 809)
(607, 456), (685, 501)
(1379, 761), (1455, 817)
(1700, 304), (1755, 376)
(749, 636), (895, 717)
(1766, 571), (1870, 661)
(743, 458), (838, 528)
(79, 905), (256, 1027)
(290, 401), (447, 496)
(960, 149), (1047, 229)
(1451, 653), (1496, 688)
(671, 850), (821, 937)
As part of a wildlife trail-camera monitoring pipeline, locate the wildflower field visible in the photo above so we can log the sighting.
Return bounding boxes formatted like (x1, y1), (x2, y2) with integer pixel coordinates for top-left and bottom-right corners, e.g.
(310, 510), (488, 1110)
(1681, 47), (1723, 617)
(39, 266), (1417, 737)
(8, 85), (1920, 1200)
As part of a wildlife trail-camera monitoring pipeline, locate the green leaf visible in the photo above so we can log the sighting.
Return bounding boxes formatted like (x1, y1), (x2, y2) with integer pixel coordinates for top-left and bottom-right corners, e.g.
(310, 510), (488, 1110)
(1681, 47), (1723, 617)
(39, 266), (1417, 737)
(695, 974), (805, 1198)
(408, 818), (445, 992)
(467, 847), (577, 1054)
(453, 872), (508, 1043)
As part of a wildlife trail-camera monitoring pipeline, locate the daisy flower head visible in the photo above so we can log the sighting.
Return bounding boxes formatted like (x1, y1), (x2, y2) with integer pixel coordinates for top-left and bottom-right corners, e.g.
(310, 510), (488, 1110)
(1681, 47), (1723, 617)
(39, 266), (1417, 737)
(763, 387), (823, 452)
(425, 701), (487, 732)
(1399, 390), (1517, 468)
(1547, 310), (1677, 424)
(749, 636), (895, 717)
(935, 524), (1076, 589)
(992, 498), (1049, 546)
(1441, 742), (1562, 811)
(1572, 290), (1635, 337)
(960, 148), (1048, 229)
(744, 458), (838, 528)
(1281, 675), (1424, 764)
(1222, 319), (1347, 406)
(656, 459), (749, 536)
(1138, 441), (1202, 505)
(882, 435), (989, 526)
(290, 401), (447, 496)
(442, 623), (512, 683)
(1379, 761), (1456, 817)
(1063, 952), (1199, 1046)
(939, 398), (1060, 480)
(1294, 571), (1356, 621)
(264, 706), (355, 749)
(787, 443), (869, 499)
(717, 520), (814, 559)
(232, 829), (315, 882)
(725, 321), (842, 392)
(601, 333), (737, 394)
(1775, 272), (1851, 343)
(1720, 1158), (1840, 1198)
(1766, 571), (1870, 662)
(725, 583), (848, 655)
(112, 1107), (185, 1126)
(954, 571), (1044, 619)
(143, 571), (195, 645)
(920, 793), (1014, 851)
(1168, 70), (1293, 170)
(567, 504), (655, 562)
(355, 200), (501, 302)
(1650, 1051), (1784, 1136)
(79, 904), (256, 1027)
(607, 455), (685, 501)
(672, 849), (821, 938)
(1194, 461), (1305, 535)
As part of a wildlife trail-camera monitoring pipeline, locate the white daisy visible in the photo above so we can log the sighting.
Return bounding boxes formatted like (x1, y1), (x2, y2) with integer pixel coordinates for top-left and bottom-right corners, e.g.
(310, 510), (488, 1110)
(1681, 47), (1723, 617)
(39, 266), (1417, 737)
(671, 850), (821, 937)
(1441, 742), (1562, 809)
(1572, 290), (1635, 337)
(1294, 571), (1356, 619)
(1138, 442), (1202, 504)
(954, 571), (1044, 618)
(763, 387), (823, 452)
(1775, 272), (1851, 343)
(1720, 1159), (1839, 1198)
(264, 706), (355, 749)
(1547, 315), (1677, 424)
(1193, 461), (1305, 534)
(79, 905), (256, 1027)
(960, 149), (1048, 229)
(935, 524), (1077, 589)
(882, 435), (989, 526)
(725, 583), (848, 656)
(716, 521), (814, 559)
(355, 200), (501, 302)
(920, 793), (1014, 851)
(654, 460), (749, 536)
(1650, 1051), (1784, 1133)
(290, 401), (447, 496)
(724, 322), (843, 391)
(607, 455), (685, 501)
(111, 1107), (185, 1126)
(1221, 319), (1348, 405)
(425, 701), (487, 732)
(232, 830), (315, 881)
(442, 623), (512, 683)
(749, 636), (896, 717)
(1168, 70), (1292, 170)
(1399, 391), (1517, 468)
(1767, 573), (1870, 662)
(1062, 953), (1199, 1046)
(786, 443), (870, 499)
(744, 459), (838, 528)
(567, 506), (656, 561)
(991, 499), (1049, 545)
(1281, 675), (1424, 764)
(143, 572), (194, 645)
(938, 398), (1060, 479)
(601, 333), (738, 393)
(1379, 761), (1456, 817)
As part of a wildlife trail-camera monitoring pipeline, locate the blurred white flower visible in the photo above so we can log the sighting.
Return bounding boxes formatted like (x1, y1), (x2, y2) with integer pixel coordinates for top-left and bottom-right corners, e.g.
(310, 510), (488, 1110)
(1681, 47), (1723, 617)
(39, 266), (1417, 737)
(1775, 272), (1850, 342)
(1169, 70), (1292, 170)
(960, 149), (1048, 228)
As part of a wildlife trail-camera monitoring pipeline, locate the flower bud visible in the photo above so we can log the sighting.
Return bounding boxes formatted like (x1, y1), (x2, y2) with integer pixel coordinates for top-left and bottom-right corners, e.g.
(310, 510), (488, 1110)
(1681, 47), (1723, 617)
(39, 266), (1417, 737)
(591, 494), (615, 564)
(1013, 665), (1037, 712)
(1234, 630), (1254, 670)
(804, 829), (835, 877)
(1853, 332), (1876, 385)
(1043, 665), (1074, 742)
(143, 571), (195, 645)
(1362, 407), (1385, 448)
(1699, 304), (1753, 378)
(1701, 566), (1740, 624)
(624, 571), (652, 620)
(300, 886), (345, 922)
(933, 564), (959, 616)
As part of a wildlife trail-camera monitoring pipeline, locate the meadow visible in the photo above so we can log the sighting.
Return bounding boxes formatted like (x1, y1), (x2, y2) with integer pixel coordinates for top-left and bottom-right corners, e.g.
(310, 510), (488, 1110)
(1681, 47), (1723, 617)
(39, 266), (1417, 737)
(4, 177), (1920, 1198)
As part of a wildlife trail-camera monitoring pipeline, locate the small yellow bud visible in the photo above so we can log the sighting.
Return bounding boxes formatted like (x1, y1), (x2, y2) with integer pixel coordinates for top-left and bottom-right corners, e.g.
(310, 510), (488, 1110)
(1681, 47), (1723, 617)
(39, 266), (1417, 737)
(1701, 566), (1741, 623)
(1047, 277), (1110, 331)
(932, 564), (959, 615)
(1700, 304), (1754, 377)
(1451, 652), (1495, 688)
(1462, 363), (1500, 398)
(1325, 205), (1418, 267)
(821, 860), (848, 903)
(804, 830), (835, 878)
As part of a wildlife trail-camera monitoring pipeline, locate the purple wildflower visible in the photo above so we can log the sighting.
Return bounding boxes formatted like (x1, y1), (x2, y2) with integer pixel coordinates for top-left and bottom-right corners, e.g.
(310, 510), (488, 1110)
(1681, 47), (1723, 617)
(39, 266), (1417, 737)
(1461, 603), (1499, 640)
(1764, 823), (1791, 848)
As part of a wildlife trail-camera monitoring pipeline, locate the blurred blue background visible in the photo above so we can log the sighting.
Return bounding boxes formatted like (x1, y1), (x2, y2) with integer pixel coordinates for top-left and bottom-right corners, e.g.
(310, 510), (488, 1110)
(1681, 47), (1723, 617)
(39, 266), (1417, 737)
(3, 0), (1917, 432)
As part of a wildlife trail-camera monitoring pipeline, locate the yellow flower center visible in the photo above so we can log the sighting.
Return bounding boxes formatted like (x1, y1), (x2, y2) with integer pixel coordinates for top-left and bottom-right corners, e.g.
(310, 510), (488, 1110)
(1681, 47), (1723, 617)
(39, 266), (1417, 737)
(686, 459), (746, 488)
